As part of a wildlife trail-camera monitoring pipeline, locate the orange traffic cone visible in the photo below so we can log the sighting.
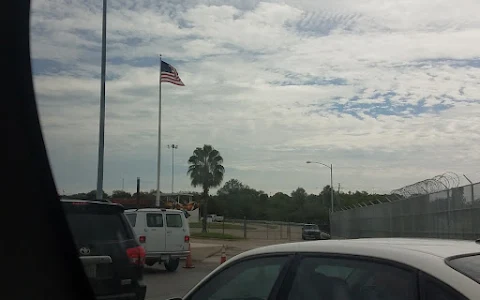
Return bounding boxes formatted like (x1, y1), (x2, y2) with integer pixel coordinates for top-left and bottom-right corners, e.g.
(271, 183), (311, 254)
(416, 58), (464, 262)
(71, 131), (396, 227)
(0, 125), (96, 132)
(183, 243), (195, 269)
(220, 244), (227, 264)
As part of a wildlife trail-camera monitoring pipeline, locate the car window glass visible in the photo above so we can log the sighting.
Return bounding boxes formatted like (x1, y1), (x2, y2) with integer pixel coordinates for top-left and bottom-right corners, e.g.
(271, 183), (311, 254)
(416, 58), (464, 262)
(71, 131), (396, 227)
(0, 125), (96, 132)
(190, 256), (288, 300)
(125, 213), (136, 227)
(288, 256), (417, 300)
(166, 214), (183, 228)
(314, 265), (353, 279)
(146, 213), (164, 227)
(424, 274), (467, 300)
(446, 254), (480, 283)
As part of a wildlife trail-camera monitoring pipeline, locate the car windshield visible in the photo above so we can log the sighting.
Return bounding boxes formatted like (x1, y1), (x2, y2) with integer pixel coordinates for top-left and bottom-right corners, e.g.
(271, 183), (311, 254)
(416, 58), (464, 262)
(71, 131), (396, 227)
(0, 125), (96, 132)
(447, 254), (480, 283)
(30, 0), (480, 298)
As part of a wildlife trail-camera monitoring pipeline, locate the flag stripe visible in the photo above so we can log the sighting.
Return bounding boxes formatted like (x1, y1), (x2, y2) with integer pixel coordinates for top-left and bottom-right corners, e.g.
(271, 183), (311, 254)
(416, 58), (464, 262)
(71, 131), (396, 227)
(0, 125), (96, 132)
(161, 77), (184, 85)
(160, 74), (184, 85)
(160, 61), (184, 86)
(161, 78), (185, 86)
(161, 74), (179, 80)
(162, 80), (185, 86)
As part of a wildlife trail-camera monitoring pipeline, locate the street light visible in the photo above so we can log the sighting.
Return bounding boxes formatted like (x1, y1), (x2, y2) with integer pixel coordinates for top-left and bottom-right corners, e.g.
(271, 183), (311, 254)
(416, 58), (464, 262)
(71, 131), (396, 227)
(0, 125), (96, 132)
(96, 0), (107, 200)
(306, 161), (334, 213)
(167, 144), (178, 193)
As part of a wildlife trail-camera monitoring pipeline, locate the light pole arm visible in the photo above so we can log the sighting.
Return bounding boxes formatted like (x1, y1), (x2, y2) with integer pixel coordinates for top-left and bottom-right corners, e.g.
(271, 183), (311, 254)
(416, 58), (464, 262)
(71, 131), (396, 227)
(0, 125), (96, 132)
(306, 161), (334, 213)
(308, 161), (331, 169)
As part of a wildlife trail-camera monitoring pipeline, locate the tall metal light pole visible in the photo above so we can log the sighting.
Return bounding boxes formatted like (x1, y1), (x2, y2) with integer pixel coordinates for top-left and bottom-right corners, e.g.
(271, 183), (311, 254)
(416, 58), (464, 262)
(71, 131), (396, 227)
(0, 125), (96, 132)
(167, 144), (178, 193)
(136, 177), (140, 207)
(306, 161), (334, 213)
(96, 0), (107, 200)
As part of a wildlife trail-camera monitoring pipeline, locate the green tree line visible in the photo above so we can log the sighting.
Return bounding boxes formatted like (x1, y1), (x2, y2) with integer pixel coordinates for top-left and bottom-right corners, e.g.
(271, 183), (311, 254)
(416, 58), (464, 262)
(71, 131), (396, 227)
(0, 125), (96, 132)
(62, 178), (390, 227)
(61, 144), (395, 232)
(206, 179), (391, 225)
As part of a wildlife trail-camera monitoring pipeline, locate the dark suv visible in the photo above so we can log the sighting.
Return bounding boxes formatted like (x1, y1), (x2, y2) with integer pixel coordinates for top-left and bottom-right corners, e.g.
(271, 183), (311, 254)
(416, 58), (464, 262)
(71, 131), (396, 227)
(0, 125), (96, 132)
(301, 223), (330, 240)
(62, 199), (147, 300)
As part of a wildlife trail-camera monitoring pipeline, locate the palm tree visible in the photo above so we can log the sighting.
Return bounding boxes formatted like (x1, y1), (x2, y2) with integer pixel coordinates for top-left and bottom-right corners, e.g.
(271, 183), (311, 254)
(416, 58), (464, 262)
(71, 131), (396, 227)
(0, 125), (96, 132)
(187, 145), (225, 233)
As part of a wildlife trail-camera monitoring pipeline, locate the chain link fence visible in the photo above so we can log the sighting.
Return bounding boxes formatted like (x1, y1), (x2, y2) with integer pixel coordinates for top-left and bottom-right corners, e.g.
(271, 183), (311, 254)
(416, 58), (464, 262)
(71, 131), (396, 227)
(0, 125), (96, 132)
(190, 219), (312, 240)
(331, 182), (480, 240)
(234, 219), (308, 240)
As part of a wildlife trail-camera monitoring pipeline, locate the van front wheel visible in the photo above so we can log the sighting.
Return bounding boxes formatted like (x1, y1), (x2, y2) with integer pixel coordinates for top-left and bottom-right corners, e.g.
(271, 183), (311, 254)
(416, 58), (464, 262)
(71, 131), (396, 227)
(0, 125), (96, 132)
(164, 258), (180, 272)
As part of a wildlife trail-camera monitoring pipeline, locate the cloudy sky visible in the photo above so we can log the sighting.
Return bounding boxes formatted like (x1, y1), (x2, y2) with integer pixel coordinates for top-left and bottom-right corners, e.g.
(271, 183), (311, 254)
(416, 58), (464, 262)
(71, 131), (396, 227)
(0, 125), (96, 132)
(31, 0), (480, 195)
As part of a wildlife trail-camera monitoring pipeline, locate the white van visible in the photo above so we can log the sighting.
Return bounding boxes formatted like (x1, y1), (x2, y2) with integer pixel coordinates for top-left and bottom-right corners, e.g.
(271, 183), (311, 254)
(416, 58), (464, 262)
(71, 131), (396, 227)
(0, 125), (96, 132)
(124, 208), (190, 272)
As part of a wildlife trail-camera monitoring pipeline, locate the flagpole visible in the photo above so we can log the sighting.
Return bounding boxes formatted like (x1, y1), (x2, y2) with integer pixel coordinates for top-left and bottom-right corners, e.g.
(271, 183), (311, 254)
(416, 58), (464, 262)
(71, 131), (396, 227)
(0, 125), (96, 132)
(156, 55), (162, 207)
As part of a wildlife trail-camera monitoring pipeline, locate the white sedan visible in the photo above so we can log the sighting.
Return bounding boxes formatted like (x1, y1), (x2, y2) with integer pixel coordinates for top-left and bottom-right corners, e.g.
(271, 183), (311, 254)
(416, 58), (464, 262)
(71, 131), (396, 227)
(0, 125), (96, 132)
(169, 238), (479, 300)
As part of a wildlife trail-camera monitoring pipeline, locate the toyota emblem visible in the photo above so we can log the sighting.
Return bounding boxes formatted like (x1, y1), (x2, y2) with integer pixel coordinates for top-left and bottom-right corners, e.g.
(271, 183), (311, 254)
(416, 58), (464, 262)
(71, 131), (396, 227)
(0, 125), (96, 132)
(79, 247), (91, 255)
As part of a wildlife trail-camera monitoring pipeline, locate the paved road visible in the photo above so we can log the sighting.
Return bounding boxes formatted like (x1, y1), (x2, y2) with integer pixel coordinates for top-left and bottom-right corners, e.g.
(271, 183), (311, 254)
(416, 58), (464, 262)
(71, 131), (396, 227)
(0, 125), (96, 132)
(144, 262), (217, 300)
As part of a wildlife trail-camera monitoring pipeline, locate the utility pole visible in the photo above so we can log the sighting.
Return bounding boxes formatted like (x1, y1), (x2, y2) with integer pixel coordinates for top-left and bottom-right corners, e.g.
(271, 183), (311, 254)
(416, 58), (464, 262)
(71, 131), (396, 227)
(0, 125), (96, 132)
(136, 177), (140, 207)
(306, 161), (334, 214)
(122, 177), (124, 190)
(330, 164), (333, 213)
(167, 144), (178, 193)
(337, 183), (341, 207)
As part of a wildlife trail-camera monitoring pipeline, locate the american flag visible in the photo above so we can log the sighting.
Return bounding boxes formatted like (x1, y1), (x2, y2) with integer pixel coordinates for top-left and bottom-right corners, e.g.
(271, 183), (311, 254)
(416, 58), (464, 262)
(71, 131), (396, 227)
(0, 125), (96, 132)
(161, 61), (185, 86)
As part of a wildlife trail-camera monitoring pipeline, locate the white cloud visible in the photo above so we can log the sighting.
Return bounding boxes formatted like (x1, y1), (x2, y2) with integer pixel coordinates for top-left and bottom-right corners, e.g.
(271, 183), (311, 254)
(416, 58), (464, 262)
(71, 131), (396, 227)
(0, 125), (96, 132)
(31, 0), (480, 195)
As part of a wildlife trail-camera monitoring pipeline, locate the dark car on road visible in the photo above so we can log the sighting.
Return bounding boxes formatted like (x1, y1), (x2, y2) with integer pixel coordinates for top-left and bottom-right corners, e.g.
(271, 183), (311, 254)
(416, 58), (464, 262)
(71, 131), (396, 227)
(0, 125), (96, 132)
(302, 223), (330, 240)
(62, 199), (147, 300)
